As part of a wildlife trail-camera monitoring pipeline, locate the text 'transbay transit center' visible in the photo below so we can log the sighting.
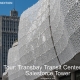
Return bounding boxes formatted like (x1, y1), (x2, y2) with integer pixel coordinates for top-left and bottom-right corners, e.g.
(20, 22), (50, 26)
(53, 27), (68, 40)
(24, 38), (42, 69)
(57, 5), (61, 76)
(4, 0), (80, 80)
